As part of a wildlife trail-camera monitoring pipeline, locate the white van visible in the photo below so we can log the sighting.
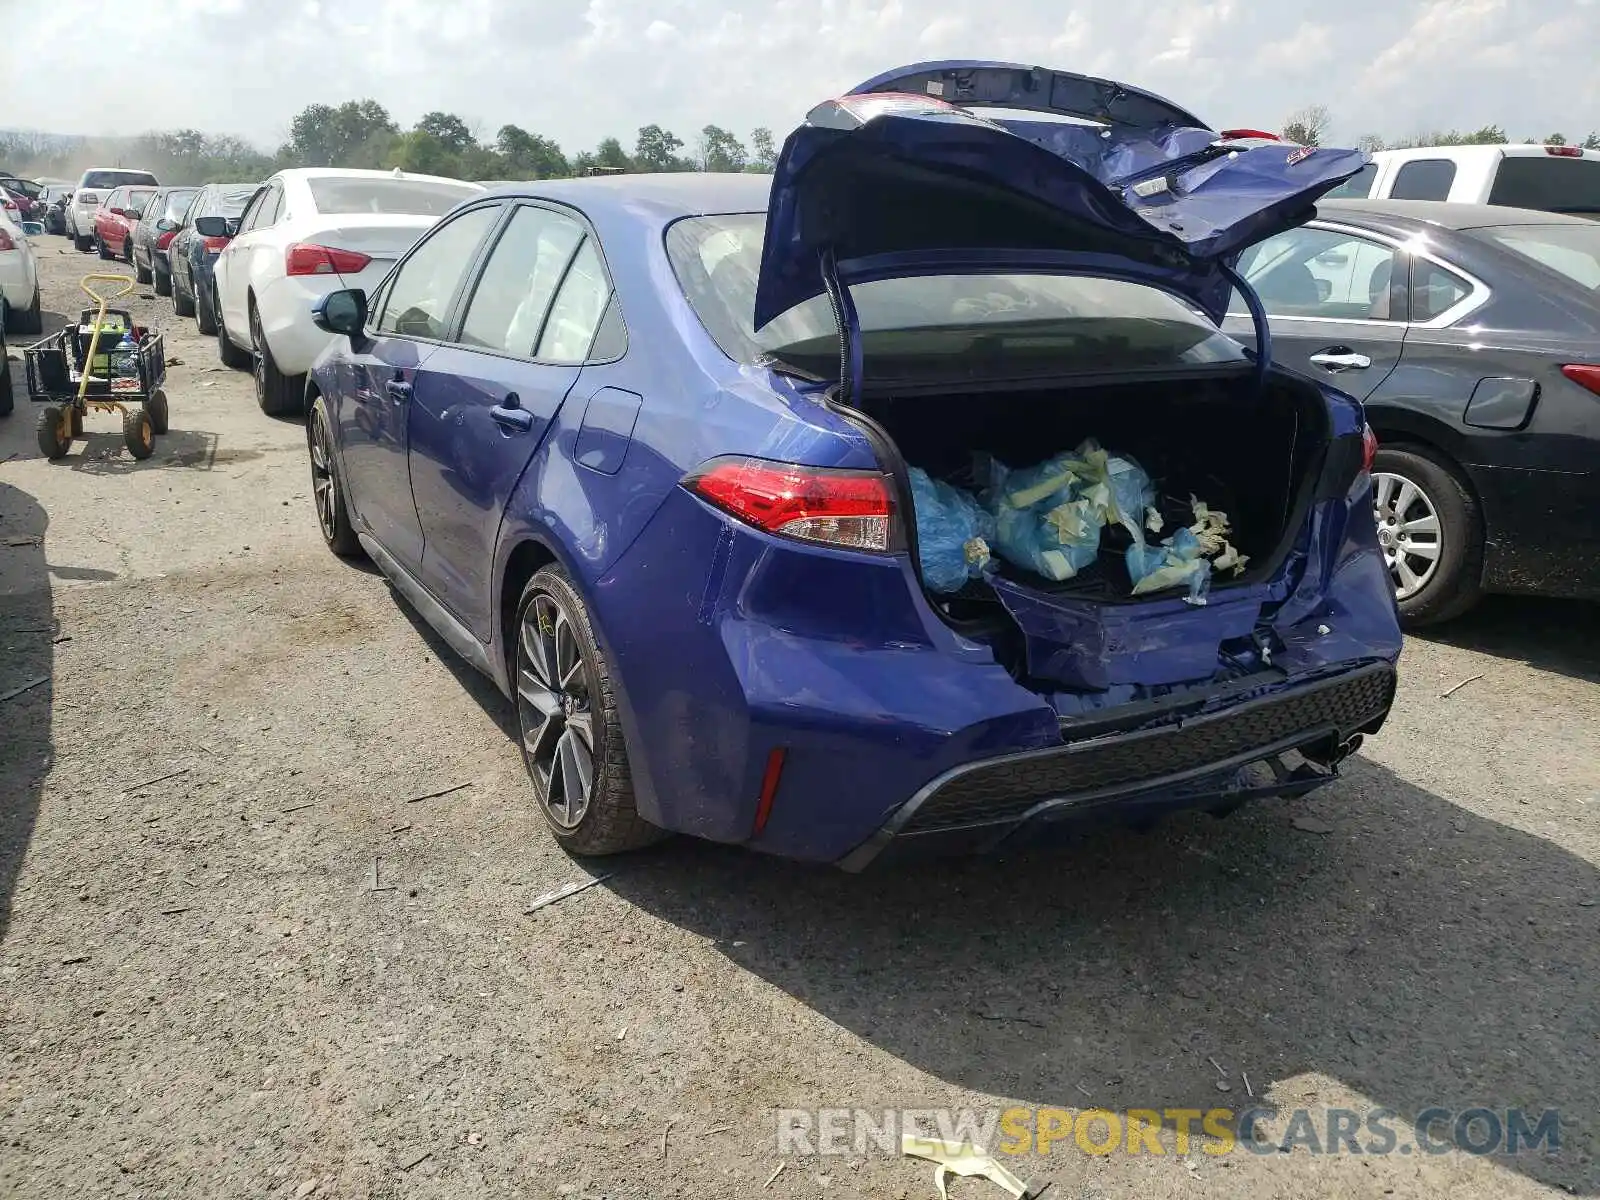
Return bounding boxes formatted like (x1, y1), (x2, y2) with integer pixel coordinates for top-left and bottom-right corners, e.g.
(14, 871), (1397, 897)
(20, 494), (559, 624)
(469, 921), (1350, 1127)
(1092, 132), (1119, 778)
(1324, 143), (1600, 214)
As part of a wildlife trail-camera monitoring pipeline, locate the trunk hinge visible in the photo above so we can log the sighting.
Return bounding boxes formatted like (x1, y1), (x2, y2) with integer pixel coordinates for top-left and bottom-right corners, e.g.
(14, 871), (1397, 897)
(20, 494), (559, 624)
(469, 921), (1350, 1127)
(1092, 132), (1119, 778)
(819, 246), (864, 407)
(1221, 259), (1272, 392)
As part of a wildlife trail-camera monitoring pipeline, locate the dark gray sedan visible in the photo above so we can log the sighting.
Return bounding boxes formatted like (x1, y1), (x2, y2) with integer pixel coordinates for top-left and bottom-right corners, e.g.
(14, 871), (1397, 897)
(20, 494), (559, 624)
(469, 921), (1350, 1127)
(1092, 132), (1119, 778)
(1223, 199), (1600, 626)
(130, 186), (198, 296)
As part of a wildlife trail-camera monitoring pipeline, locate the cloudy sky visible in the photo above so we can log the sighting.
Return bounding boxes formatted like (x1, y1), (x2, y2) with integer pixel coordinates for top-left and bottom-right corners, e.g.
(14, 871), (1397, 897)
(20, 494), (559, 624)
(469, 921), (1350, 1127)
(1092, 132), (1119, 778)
(6, 0), (1598, 153)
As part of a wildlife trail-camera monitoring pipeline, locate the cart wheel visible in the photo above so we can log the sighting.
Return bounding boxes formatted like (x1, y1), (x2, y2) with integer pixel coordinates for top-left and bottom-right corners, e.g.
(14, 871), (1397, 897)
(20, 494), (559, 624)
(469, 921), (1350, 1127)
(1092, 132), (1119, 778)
(36, 406), (70, 460)
(70, 407), (84, 437)
(145, 388), (169, 435)
(123, 408), (154, 460)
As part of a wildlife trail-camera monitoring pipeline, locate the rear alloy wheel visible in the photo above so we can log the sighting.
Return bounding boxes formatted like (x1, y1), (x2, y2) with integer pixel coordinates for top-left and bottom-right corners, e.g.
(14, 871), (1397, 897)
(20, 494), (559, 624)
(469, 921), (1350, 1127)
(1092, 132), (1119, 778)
(250, 301), (303, 416)
(1372, 445), (1483, 627)
(514, 567), (663, 855)
(308, 400), (362, 558)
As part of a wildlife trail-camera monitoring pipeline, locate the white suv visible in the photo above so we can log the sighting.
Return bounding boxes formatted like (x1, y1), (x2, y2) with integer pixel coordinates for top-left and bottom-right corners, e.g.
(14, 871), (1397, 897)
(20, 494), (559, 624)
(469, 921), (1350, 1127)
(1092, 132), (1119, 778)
(1325, 143), (1600, 213)
(65, 167), (160, 252)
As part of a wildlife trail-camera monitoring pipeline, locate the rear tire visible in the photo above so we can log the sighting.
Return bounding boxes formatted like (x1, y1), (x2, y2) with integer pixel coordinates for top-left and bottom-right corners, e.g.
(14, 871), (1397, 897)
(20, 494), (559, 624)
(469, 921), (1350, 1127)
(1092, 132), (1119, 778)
(10, 289), (41, 335)
(145, 387), (169, 435)
(514, 566), (665, 856)
(0, 358), (13, 417)
(250, 300), (303, 416)
(1372, 444), (1483, 628)
(96, 236), (111, 260)
(187, 276), (208, 329)
(135, 258), (152, 285)
(153, 266), (171, 297)
(36, 406), (69, 459)
(214, 290), (252, 370)
(75, 234), (92, 253)
(123, 239), (134, 265)
(122, 408), (154, 459)
(308, 398), (363, 558)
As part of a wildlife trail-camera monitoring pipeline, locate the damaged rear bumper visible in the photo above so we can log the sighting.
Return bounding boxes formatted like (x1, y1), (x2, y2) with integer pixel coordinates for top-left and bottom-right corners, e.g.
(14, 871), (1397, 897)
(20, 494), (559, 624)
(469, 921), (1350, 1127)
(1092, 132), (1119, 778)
(837, 661), (1395, 871)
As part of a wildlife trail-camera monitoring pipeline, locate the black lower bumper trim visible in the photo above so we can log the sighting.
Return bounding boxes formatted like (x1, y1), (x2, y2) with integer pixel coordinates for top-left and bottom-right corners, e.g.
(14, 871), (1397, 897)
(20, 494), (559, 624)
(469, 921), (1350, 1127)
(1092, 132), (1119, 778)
(838, 662), (1395, 871)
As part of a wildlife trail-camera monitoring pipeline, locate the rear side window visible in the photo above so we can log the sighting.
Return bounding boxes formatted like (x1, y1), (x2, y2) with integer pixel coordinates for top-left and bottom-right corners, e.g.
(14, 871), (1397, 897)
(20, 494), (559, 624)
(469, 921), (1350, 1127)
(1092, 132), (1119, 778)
(458, 206), (584, 356)
(1488, 157), (1600, 213)
(375, 205), (501, 340)
(162, 190), (198, 221)
(307, 178), (479, 216)
(1411, 260), (1473, 322)
(214, 186), (260, 218)
(537, 240), (612, 363)
(1389, 159), (1458, 201)
(1323, 163), (1377, 200)
(1471, 223), (1600, 290)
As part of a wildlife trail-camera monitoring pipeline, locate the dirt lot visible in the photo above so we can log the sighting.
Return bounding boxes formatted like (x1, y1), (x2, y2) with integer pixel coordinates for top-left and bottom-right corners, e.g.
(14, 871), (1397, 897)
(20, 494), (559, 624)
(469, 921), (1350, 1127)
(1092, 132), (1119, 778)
(1, 238), (1598, 1199)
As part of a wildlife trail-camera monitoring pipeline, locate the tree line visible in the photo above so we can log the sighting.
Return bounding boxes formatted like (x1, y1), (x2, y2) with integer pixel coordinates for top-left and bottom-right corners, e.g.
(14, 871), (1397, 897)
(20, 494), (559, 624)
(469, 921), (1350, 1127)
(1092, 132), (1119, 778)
(4, 97), (1596, 188)
(0, 100), (777, 186)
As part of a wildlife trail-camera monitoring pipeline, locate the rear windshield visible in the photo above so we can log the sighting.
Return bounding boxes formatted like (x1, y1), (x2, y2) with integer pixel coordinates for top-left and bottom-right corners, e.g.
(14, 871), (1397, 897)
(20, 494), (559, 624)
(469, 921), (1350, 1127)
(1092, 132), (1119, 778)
(665, 214), (1246, 378)
(1488, 157), (1600, 214)
(1470, 223), (1600, 290)
(307, 177), (478, 216)
(1322, 163), (1378, 200)
(82, 170), (159, 189)
(160, 189), (198, 220)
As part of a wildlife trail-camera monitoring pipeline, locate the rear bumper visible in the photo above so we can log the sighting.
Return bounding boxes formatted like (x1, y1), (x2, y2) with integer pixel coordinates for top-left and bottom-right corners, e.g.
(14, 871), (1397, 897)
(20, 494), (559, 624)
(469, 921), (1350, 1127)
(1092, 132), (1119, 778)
(839, 661), (1396, 870)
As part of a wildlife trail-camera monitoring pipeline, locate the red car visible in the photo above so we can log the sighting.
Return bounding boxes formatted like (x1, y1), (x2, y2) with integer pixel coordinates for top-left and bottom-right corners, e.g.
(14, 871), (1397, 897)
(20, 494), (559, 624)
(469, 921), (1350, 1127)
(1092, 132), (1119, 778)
(92, 185), (157, 261)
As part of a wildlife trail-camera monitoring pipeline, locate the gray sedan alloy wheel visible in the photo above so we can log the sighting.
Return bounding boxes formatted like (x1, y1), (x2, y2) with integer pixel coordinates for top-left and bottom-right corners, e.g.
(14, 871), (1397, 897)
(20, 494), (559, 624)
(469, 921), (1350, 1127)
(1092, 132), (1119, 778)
(1371, 470), (1442, 600)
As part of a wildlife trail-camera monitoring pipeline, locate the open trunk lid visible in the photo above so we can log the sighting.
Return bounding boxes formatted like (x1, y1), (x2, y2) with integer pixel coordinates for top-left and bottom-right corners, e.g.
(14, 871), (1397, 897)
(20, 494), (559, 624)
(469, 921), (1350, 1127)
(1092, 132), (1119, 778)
(754, 60), (1369, 385)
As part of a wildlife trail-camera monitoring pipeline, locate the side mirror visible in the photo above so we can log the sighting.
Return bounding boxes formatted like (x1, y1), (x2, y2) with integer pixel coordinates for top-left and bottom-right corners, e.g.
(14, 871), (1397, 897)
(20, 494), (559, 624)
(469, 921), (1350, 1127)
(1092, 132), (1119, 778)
(156, 218), (176, 232)
(312, 288), (368, 340)
(109, 207), (125, 217)
(192, 215), (228, 238)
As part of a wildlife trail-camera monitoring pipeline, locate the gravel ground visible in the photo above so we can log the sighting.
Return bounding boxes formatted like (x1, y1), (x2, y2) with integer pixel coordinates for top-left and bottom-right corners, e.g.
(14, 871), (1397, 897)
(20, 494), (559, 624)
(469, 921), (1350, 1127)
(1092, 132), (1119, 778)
(1, 237), (1598, 1199)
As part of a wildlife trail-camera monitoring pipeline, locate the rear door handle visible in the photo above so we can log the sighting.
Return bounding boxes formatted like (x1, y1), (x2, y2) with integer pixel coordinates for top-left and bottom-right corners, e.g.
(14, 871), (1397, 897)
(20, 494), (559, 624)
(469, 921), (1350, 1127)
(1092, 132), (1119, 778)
(491, 401), (534, 433)
(385, 378), (412, 403)
(1309, 349), (1372, 372)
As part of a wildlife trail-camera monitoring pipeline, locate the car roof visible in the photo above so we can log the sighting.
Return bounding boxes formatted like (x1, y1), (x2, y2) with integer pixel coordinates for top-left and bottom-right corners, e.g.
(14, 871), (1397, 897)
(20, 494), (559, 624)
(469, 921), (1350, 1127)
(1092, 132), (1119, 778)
(273, 167), (483, 187)
(480, 172), (772, 225)
(1316, 198), (1596, 232)
(1370, 144), (1600, 162)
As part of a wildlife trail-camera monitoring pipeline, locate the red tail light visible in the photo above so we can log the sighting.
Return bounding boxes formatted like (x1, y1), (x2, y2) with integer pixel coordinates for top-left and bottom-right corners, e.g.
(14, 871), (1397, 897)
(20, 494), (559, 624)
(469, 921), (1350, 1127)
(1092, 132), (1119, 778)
(1546, 145), (1583, 158)
(686, 457), (896, 552)
(1561, 364), (1600, 394)
(202, 235), (230, 252)
(0, 228), (13, 251)
(285, 243), (372, 277)
(1362, 425), (1379, 473)
(155, 230), (176, 251)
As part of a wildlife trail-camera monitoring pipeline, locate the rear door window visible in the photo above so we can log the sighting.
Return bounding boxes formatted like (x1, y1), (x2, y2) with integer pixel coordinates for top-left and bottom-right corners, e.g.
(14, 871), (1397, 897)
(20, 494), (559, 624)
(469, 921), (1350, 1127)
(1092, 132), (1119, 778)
(457, 206), (585, 357)
(1233, 227), (1404, 320)
(374, 205), (502, 340)
(1410, 260), (1473, 322)
(1389, 159), (1458, 201)
(1488, 157), (1600, 213)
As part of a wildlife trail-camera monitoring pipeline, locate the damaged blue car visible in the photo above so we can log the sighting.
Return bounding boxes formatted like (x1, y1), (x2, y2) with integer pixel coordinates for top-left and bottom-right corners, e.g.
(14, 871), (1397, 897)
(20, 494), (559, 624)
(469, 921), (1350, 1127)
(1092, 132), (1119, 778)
(303, 61), (1403, 869)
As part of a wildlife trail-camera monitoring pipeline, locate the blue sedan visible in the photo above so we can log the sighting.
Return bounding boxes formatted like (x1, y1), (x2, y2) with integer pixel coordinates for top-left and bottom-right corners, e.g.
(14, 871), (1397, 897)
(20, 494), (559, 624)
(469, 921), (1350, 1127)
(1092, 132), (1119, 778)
(302, 62), (1403, 868)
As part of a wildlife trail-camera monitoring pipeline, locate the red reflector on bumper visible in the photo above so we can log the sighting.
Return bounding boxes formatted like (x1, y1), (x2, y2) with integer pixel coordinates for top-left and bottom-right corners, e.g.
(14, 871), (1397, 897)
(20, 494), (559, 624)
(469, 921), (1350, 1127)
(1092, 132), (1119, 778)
(753, 748), (787, 835)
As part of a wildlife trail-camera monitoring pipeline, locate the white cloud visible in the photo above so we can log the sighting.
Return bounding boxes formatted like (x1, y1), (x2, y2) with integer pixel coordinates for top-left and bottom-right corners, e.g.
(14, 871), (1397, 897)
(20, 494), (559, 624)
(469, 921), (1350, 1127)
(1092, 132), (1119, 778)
(2, 0), (1595, 157)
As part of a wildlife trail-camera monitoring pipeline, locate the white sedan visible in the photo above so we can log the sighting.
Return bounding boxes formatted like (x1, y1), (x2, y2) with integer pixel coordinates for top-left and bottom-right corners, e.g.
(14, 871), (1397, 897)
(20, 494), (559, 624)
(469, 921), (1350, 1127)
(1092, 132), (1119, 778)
(0, 206), (42, 335)
(211, 168), (484, 415)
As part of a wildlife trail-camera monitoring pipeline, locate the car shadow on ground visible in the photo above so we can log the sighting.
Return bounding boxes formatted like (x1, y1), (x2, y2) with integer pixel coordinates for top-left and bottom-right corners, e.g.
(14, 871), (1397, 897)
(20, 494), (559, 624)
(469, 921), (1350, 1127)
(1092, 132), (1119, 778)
(1415, 595), (1600, 685)
(600, 758), (1596, 1194)
(0, 474), (53, 945)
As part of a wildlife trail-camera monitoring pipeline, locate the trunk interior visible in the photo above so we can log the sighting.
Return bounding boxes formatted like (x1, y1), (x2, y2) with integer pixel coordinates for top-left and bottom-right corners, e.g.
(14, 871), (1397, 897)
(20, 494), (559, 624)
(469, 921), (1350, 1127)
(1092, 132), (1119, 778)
(859, 370), (1331, 622)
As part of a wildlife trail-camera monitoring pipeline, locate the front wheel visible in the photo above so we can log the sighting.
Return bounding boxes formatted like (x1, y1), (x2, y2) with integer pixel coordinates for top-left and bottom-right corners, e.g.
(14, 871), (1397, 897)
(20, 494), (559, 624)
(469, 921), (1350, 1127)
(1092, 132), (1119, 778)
(188, 276), (209, 329)
(215, 290), (252, 370)
(123, 407), (154, 459)
(1372, 445), (1483, 627)
(513, 566), (664, 856)
(145, 387), (169, 435)
(250, 301), (303, 416)
(36, 406), (69, 459)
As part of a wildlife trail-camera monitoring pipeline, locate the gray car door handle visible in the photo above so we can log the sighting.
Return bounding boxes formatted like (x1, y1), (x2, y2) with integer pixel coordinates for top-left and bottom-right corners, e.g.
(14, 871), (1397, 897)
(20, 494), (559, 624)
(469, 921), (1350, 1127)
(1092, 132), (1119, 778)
(1309, 350), (1372, 372)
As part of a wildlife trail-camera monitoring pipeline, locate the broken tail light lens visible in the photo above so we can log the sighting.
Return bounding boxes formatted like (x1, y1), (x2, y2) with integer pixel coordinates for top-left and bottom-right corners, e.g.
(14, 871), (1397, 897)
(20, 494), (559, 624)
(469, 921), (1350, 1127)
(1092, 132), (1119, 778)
(1362, 425), (1379, 473)
(685, 457), (896, 552)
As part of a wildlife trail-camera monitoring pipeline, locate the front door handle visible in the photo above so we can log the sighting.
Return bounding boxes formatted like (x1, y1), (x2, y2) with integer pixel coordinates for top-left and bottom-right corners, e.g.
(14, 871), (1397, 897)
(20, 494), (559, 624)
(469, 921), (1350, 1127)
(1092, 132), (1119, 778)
(1308, 349), (1372, 372)
(491, 400), (533, 433)
(385, 378), (413, 403)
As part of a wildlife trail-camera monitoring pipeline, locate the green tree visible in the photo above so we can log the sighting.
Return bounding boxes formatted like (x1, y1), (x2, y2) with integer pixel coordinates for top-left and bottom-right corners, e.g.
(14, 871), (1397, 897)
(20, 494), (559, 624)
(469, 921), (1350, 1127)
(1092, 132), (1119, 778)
(1356, 133), (1386, 153)
(495, 125), (571, 178)
(1544, 132), (1567, 146)
(386, 130), (462, 176)
(632, 125), (683, 172)
(416, 112), (476, 155)
(1585, 132), (1600, 150)
(282, 99), (398, 167)
(748, 127), (777, 171)
(698, 124), (747, 172)
(595, 137), (633, 171)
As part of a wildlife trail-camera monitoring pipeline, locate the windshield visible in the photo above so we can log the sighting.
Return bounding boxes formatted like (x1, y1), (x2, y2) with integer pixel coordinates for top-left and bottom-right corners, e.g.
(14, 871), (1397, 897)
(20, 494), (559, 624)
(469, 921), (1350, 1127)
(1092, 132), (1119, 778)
(666, 214), (1246, 378)
(307, 177), (479, 216)
(1470, 223), (1600, 290)
(1488, 158), (1600, 214)
(82, 170), (158, 190)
